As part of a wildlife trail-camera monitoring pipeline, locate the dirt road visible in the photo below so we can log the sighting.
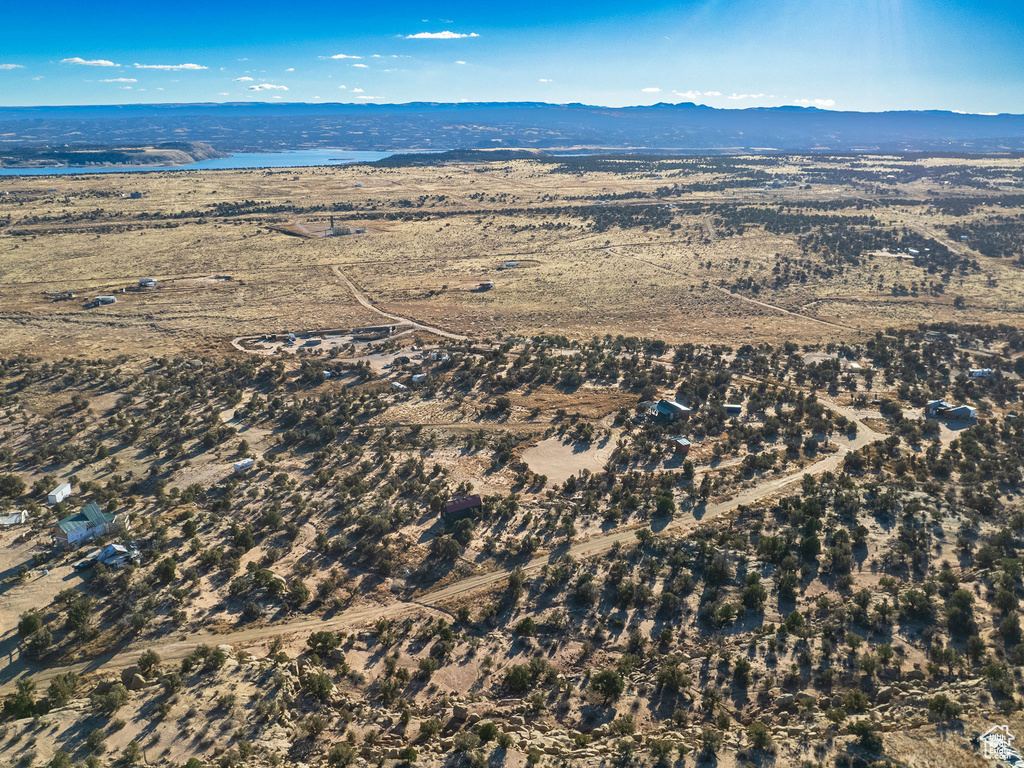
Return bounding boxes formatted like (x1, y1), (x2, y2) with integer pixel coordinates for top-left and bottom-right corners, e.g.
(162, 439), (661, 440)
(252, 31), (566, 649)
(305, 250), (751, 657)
(0, 402), (883, 695)
(330, 264), (468, 341)
(710, 286), (861, 333)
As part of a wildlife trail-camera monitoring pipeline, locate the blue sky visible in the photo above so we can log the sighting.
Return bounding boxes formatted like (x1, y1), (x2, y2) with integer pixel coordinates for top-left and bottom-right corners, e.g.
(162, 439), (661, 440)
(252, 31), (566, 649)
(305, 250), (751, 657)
(0, 0), (1021, 112)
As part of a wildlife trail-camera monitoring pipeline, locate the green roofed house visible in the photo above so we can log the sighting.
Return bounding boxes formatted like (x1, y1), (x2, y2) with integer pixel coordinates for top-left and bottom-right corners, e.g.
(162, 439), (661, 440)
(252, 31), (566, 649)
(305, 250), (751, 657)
(51, 502), (128, 549)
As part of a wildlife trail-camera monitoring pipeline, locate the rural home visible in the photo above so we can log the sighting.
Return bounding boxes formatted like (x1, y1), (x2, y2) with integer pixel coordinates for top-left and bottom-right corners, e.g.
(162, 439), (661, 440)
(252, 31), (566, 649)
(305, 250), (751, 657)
(656, 399), (692, 422)
(51, 502), (128, 549)
(925, 399), (977, 420)
(441, 495), (483, 523)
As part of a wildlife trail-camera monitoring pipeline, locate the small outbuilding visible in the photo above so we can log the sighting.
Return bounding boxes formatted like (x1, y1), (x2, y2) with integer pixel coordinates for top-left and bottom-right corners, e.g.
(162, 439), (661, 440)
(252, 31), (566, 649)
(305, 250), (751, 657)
(724, 403), (743, 417)
(47, 482), (72, 506)
(669, 437), (692, 457)
(138, 278), (157, 289)
(968, 368), (993, 378)
(0, 510), (28, 527)
(233, 458), (255, 473)
(441, 495), (482, 523)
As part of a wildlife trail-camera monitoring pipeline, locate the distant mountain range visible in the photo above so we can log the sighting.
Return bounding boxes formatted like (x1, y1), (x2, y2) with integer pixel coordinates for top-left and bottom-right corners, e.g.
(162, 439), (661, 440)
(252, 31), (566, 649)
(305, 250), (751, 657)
(2, 101), (1024, 154)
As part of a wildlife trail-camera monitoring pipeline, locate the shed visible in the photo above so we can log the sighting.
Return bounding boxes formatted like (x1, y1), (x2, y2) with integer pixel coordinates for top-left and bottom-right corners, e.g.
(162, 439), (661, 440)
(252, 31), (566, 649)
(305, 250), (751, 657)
(968, 368), (993, 378)
(724, 403), (743, 417)
(0, 510), (28, 527)
(669, 437), (692, 457)
(47, 482), (72, 506)
(656, 399), (692, 422)
(441, 495), (482, 522)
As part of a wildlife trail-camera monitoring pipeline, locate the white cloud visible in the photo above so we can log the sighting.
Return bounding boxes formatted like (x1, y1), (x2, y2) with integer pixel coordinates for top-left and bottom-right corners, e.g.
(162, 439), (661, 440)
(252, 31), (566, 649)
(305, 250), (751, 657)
(673, 90), (702, 99)
(0, 64), (23, 70)
(338, 85), (347, 90)
(234, 76), (254, 82)
(353, 63), (369, 68)
(248, 83), (289, 91)
(793, 97), (836, 108)
(32, 76), (44, 80)
(330, 54), (362, 59)
(352, 88), (364, 93)
(61, 57), (119, 67)
(406, 31), (479, 39)
(704, 90), (722, 97)
(285, 68), (294, 72)
(455, 60), (467, 65)
(539, 78), (552, 83)
(727, 92), (767, 100)
(219, 92), (229, 96)
(642, 87), (661, 93)
(134, 63), (207, 71)
(357, 95), (378, 100)
(101, 77), (137, 83)
(120, 86), (132, 90)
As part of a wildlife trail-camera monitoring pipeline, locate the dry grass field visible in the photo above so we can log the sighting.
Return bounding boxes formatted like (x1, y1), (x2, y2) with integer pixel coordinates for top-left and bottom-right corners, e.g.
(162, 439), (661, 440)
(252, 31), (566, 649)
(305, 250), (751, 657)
(2, 154), (1023, 359)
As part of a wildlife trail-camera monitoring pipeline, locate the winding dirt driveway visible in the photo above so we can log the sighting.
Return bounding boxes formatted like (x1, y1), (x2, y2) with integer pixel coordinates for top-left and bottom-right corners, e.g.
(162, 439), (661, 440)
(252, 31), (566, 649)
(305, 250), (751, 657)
(330, 264), (468, 341)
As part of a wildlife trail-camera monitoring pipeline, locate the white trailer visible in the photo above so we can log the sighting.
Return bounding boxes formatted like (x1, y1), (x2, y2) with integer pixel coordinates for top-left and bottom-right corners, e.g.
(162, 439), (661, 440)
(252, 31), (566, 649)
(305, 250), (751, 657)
(47, 482), (72, 505)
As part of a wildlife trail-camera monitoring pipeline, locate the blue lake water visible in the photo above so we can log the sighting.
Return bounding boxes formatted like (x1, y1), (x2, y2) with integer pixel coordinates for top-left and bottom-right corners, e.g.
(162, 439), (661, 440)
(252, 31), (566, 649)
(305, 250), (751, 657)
(0, 149), (405, 176)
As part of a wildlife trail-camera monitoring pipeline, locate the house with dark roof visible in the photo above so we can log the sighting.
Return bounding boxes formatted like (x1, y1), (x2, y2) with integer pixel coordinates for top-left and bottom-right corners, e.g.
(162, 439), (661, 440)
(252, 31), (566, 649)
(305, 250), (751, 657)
(441, 495), (482, 523)
(925, 399), (976, 420)
(655, 399), (692, 422)
(51, 502), (128, 549)
(925, 399), (955, 417)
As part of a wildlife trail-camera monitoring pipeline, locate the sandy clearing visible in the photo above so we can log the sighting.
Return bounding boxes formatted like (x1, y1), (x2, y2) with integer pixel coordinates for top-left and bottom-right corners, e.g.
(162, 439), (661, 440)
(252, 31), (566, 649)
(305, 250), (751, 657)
(521, 436), (615, 485)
